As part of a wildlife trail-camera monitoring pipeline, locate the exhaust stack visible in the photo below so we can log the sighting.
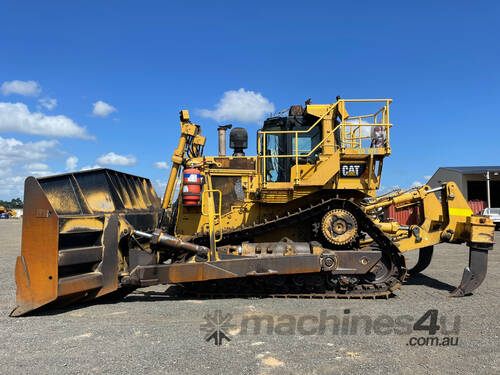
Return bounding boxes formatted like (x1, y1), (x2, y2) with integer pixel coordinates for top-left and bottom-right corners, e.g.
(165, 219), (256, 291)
(217, 124), (232, 156)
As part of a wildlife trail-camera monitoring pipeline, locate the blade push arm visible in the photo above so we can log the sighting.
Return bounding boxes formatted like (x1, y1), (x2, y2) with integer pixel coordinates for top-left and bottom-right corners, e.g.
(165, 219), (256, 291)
(365, 182), (494, 297)
(364, 182), (494, 251)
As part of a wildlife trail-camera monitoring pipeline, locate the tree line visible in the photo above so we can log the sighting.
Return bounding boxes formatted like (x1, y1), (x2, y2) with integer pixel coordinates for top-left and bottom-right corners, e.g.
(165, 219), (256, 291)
(0, 198), (23, 209)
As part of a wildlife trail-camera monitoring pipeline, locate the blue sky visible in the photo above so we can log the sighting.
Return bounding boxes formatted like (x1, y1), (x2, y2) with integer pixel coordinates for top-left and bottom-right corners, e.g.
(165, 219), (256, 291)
(0, 1), (499, 199)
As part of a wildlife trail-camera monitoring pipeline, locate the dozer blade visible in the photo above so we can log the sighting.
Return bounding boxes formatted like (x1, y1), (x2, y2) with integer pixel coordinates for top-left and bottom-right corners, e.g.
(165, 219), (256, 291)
(10, 169), (162, 317)
(449, 245), (491, 297)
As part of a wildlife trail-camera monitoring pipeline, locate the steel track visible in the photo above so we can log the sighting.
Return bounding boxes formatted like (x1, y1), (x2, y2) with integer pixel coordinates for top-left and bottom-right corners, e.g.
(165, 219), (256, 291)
(180, 272), (402, 299)
(181, 197), (407, 298)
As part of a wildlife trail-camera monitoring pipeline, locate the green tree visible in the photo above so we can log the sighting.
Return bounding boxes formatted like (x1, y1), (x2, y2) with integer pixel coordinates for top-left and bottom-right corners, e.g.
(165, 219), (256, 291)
(0, 198), (23, 209)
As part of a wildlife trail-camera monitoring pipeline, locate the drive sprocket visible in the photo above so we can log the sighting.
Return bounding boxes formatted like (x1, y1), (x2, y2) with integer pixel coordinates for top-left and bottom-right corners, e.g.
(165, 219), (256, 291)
(321, 209), (358, 246)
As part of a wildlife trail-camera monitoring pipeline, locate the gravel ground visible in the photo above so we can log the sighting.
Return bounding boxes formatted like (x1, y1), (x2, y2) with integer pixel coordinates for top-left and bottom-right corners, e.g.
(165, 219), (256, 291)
(0, 219), (499, 375)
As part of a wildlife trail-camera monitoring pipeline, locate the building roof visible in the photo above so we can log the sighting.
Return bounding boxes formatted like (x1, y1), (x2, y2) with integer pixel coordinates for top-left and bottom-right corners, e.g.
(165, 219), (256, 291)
(441, 166), (500, 174)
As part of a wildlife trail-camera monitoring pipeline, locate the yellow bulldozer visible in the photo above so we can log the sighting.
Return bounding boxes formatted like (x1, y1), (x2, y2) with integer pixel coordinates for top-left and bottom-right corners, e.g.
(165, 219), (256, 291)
(11, 99), (495, 316)
(0, 206), (17, 218)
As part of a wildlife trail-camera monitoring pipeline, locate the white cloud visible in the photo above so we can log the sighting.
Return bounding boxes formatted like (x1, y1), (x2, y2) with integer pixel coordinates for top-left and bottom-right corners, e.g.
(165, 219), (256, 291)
(38, 97), (57, 110)
(0, 102), (93, 139)
(24, 162), (50, 171)
(153, 179), (180, 198)
(92, 100), (117, 117)
(66, 156), (78, 171)
(154, 161), (170, 170)
(0, 136), (58, 168)
(424, 175), (432, 180)
(411, 181), (423, 188)
(344, 119), (372, 138)
(80, 164), (101, 171)
(0, 136), (60, 198)
(23, 162), (52, 177)
(96, 152), (136, 166)
(1, 80), (41, 96)
(154, 179), (167, 191)
(0, 175), (25, 199)
(198, 88), (275, 124)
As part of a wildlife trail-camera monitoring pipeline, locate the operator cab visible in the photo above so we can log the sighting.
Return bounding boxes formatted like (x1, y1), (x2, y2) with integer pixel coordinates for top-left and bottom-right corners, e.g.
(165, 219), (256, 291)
(260, 105), (322, 182)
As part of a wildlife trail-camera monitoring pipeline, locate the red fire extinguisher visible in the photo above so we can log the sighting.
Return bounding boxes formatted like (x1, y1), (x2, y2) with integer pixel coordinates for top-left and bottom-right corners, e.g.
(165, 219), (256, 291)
(182, 167), (201, 205)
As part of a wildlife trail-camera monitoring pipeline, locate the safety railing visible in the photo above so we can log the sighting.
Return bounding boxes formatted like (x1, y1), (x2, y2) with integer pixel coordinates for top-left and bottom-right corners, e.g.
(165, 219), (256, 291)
(257, 99), (392, 186)
(340, 99), (392, 151)
(258, 102), (338, 185)
(201, 189), (223, 246)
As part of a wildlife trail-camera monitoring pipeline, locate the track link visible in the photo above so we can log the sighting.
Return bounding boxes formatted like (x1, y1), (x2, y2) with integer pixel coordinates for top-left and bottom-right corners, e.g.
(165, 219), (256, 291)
(182, 197), (407, 299)
(180, 263), (403, 300)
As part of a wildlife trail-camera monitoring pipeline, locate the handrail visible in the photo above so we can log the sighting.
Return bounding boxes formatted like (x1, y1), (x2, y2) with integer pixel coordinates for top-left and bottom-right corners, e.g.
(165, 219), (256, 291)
(341, 123), (392, 149)
(259, 102), (338, 136)
(257, 99), (392, 186)
(341, 100), (391, 149)
(202, 189), (223, 242)
(339, 99), (393, 103)
(259, 126), (336, 159)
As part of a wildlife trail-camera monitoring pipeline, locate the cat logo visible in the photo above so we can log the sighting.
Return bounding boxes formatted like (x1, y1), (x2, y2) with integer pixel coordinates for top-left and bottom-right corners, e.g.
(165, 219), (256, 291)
(340, 163), (366, 178)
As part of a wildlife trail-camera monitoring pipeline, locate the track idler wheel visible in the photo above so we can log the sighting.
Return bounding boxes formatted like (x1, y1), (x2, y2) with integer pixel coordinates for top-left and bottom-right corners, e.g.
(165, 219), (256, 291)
(363, 254), (394, 284)
(321, 209), (358, 247)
